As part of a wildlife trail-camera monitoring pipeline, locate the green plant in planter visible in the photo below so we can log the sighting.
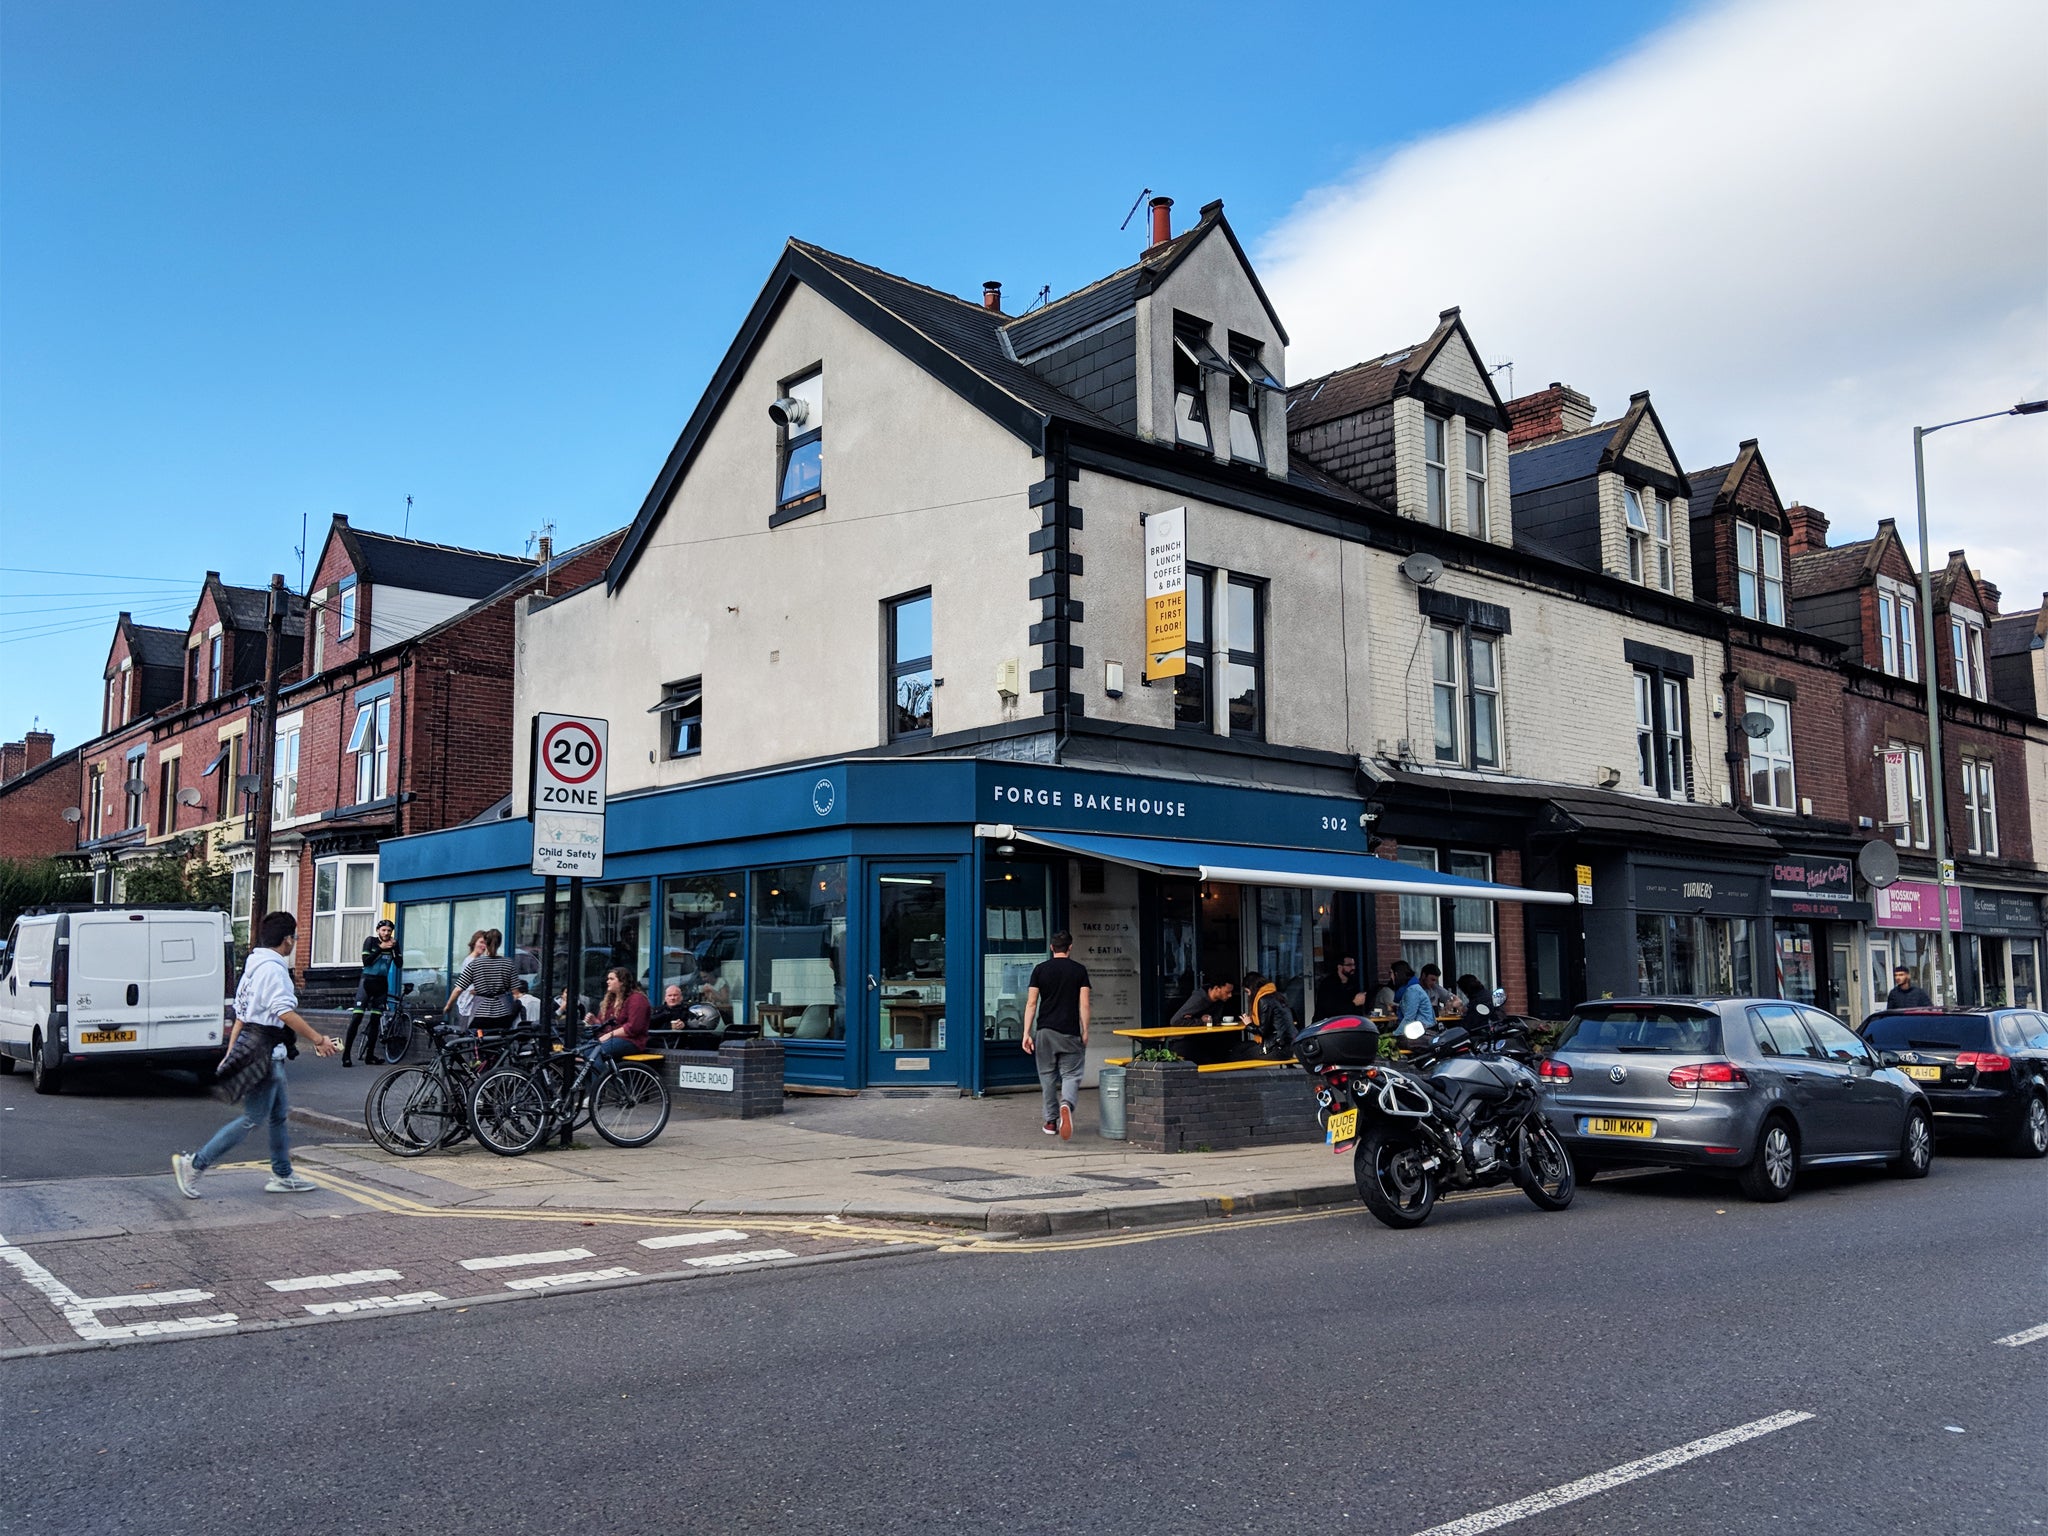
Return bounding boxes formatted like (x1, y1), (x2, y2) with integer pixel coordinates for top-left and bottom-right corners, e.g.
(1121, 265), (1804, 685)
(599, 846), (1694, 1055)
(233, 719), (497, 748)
(1136, 1046), (1185, 1063)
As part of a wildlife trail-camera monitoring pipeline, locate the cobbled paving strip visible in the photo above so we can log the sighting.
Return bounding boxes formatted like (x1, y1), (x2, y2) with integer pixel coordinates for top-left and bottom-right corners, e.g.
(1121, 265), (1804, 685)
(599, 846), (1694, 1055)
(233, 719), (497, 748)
(0, 1166), (951, 1354)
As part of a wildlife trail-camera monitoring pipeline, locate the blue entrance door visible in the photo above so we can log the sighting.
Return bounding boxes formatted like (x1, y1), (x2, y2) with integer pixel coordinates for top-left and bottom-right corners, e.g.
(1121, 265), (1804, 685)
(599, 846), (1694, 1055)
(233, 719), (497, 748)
(867, 862), (961, 1085)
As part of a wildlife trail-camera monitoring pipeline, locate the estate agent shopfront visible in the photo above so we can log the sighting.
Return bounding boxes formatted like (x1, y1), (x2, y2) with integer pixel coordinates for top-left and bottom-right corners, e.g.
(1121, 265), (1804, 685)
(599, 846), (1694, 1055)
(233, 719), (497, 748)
(377, 758), (1566, 1093)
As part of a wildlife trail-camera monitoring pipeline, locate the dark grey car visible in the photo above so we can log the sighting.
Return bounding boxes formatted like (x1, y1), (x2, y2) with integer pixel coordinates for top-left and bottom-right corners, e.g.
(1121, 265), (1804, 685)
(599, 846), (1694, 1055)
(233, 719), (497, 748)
(1539, 998), (1933, 1202)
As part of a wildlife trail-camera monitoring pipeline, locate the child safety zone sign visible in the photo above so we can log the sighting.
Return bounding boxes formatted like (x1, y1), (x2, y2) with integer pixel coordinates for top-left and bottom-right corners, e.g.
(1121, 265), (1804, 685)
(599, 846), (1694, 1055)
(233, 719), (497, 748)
(530, 713), (608, 876)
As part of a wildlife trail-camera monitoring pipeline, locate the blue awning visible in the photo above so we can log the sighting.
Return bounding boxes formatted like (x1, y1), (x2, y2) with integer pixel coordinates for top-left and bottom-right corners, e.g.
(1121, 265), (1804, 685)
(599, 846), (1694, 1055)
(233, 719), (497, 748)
(1010, 829), (1577, 905)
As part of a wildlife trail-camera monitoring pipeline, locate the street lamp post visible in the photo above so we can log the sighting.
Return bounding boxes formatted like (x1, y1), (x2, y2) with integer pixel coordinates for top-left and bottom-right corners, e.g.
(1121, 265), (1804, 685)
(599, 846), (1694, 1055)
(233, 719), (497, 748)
(1909, 399), (2046, 1006)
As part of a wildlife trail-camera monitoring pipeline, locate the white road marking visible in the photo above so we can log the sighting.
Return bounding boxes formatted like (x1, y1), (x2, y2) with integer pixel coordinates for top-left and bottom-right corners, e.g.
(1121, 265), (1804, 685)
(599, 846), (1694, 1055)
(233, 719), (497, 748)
(0, 1234), (238, 1342)
(683, 1249), (797, 1269)
(637, 1229), (749, 1250)
(76, 1289), (215, 1311)
(1409, 1410), (1816, 1536)
(1994, 1322), (2048, 1348)
(267, 1269), (404, 1293)
(503, 1267), (637, 1290)
(303, 1291), (446, 1317)
(460, 1248), (596, 1271)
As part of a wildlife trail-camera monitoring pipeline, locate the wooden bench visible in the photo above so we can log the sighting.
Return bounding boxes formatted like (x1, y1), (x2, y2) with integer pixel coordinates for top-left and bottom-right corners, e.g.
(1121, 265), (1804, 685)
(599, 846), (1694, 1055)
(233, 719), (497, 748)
(1196, 1058), (1295, 1073)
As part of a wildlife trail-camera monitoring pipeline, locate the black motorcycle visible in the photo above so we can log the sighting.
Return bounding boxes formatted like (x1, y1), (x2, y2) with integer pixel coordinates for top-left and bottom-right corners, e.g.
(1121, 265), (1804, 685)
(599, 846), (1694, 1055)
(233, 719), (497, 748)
(1295, 1008), (1574, 1230)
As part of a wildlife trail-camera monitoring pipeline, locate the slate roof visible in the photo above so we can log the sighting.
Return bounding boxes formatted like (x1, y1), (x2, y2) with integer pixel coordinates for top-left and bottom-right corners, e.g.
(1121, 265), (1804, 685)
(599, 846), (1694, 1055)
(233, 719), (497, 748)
(1686, 461), (1733, 517)
(214, 582), (274, 631)
(1507, 423), (1617, 493)
(1989, 609), (2043, 657)
(126, 622), (186, 671)
(1286, 340), (1429, 431)
(344, 527), (534, 601)
(1788, 537), (1879, 597)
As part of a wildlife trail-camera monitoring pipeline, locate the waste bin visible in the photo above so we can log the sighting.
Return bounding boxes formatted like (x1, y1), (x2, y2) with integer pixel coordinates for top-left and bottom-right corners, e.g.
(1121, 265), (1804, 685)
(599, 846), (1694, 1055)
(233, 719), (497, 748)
(1097, 1065), (1128, 1140)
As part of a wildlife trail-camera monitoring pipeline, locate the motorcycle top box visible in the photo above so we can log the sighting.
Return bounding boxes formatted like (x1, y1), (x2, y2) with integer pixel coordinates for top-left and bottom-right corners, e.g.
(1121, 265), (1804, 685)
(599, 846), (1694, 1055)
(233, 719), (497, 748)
(1295, 1015), (1381, 1069)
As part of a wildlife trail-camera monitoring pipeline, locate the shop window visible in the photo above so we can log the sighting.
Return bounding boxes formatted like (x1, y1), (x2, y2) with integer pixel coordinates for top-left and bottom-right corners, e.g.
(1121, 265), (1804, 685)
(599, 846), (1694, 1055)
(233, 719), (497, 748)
(1253, 886), (1311, 1024)
(775, 369), (824, 512)
(399, 900), (454, 1012)
(2012, 940), (2040, 1010)
(578, 881), (652, 1004)
(313, 857), (379, 967)
(1224, 575), (1265, 741)
(661, 874), (747, 1029)
(1635, 914), (1758, 997)
(1465, 428), (1489, 539)
(347, 694), (391, 804)
(876, 872), (948, 1054)
(1746, 694), (1795, 812)
(749, 863), (846, 1040)
(1888, 739), (1929, 849)
(1434, 623), (1503, 770)
(1175, 566), (1214, 733)
(157, 756), (179, 836)
(1963, 758), (1998, 856)
(1172, 319), (1214, 450)
(512, 889), (567, 1015)
(658, 678), (703, 759)
(886, 592), (933, 739)
(1423, 413), (1448, 527)
(983, 859), (1050, 1048)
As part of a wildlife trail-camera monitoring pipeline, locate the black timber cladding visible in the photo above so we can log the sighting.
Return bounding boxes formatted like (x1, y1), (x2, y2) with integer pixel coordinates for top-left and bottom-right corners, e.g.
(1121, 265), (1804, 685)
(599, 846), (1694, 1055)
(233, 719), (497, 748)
(1510, 479), (1603, 571)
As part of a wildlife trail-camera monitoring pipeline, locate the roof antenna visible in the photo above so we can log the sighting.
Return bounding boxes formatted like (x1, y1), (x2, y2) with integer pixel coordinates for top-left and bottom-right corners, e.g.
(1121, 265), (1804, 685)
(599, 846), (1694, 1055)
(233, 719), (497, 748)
(294, 510), (307, 593)
(1027, 284), (1052, 312)
(1489, 359), (1515, 399)
(1117, 187), (1153, 232)
(403, 493), (413, 538)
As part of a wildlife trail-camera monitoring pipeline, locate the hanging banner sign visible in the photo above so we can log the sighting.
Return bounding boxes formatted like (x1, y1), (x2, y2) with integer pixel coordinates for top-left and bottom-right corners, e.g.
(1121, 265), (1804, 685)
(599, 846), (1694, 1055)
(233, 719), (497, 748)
(1882, 748), (1908, 827)
(1143, 506), (1188, 682)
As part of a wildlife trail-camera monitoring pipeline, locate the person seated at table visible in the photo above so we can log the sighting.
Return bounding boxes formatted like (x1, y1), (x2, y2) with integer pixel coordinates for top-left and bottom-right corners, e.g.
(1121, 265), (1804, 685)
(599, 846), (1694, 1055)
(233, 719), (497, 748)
(509, 977), (542, 1026)
(1169, 978), (1236, 1030)
(1455, 973), (1491, 1019)
(649, 983), (690, 1027)
(1419, 963), (1457, 1013)
(1315, 955), (1370, 1020)
(1389, 961), (1432, 1032)
(691, 961), (731, 1015)
(579, 966), (651, 1071)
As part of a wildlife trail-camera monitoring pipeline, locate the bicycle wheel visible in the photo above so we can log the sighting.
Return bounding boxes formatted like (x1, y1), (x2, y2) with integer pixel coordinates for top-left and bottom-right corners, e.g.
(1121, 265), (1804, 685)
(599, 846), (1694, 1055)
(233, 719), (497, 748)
(528, 1053), (588, 1134)
(377, 1009), (412, 1065)
(366, 1068), (445, 1158)
(590, 1064), (671, 1148)
(468, 1067), (550, 1157)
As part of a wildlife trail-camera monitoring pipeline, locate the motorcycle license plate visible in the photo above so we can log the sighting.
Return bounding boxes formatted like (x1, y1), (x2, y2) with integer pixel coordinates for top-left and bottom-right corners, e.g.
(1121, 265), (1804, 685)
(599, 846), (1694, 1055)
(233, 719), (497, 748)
(1325, 1108), (1358, 1149)
(1901, 1065), (1942, 1082)
(1582, 1116), (1655, 1139)
(80, 1030), (137, 1044)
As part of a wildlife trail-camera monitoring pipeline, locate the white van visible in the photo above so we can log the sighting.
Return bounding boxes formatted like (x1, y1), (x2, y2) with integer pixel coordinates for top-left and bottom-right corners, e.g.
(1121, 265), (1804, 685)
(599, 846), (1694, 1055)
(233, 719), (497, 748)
(0, 906), (232, 1094)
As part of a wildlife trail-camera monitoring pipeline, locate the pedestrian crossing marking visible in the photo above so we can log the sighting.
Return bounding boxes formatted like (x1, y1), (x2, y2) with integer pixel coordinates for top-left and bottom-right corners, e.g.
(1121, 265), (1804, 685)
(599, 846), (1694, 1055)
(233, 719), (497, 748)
(267, 1268), (404, 1292)
(637, 1229), (748, 1249)
(303, 1291), (446, 1317)
(503, 1267), (637, 1290)
(684, 1249), (797, 1269)
(460, 1247), (597, 1271)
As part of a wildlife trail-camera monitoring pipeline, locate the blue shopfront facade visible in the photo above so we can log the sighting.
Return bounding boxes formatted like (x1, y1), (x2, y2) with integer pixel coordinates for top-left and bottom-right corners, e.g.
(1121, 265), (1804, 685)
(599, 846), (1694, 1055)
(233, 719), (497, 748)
(377, 758), (1414, 1093)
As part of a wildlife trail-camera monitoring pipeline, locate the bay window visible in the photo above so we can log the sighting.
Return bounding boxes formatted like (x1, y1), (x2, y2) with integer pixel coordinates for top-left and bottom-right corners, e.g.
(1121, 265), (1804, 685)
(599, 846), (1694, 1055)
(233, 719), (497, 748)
(312, 856), (380, 968)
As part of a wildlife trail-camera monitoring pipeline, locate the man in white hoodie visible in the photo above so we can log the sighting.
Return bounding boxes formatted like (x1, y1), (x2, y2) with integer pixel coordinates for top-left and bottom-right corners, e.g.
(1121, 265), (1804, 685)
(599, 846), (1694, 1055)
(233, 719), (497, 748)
(173, 910), (339, 1197)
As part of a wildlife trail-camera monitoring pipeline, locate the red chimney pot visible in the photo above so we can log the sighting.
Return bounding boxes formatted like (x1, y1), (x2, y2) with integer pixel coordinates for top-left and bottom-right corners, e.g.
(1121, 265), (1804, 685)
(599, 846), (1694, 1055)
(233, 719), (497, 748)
(982, 280), (1002, 312)
(1148, 196), (1174, 249)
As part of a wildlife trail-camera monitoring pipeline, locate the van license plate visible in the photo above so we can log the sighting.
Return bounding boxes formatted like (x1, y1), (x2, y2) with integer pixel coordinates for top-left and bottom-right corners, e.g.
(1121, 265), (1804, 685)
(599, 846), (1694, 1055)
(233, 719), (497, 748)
(1326, 1108), (1358, 1149)
(80, 1030), (137, 1044)
(1582, 1116), (1654, 1138)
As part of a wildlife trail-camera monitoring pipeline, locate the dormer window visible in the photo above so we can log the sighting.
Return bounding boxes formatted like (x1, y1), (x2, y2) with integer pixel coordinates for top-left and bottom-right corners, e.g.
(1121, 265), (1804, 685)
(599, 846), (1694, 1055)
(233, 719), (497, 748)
(1465, 429), (1489, 539)
(1172, 321), (1213, 450)
(210, 634), (224, 698)
(1652, 495), (1675, 593)
(1877, 582), (1920, 680)
(773, 368), (824, 513)
(1423, 414), (1448, 527)
(1226, 336), (1276, 467)
(1624, 486), (1650, 582)
(1735, 522), (1785, 623)
(338, 576), (357, 639)
(1950, 611), (1988, 699)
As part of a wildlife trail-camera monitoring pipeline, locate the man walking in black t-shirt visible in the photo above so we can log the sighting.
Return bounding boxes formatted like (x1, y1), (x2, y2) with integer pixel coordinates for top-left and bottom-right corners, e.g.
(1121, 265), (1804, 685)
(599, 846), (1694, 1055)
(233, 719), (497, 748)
(1023, 931), (1091, 1140)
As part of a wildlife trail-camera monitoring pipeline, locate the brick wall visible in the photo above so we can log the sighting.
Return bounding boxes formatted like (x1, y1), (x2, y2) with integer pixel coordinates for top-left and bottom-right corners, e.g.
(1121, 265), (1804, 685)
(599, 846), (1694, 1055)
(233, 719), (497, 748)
(1122, 1059), (1319, 1152)
(0, 752), (81, 860)
(1727, 629), (1854, 825)
(1842, 674), (2036, 869)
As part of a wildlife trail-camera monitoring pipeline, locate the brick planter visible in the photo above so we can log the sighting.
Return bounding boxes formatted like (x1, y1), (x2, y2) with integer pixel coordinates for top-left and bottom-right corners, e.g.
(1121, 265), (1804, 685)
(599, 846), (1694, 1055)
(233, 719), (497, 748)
(659, 1039), (784, 1118)
(1122, 1058), (1321, 1153)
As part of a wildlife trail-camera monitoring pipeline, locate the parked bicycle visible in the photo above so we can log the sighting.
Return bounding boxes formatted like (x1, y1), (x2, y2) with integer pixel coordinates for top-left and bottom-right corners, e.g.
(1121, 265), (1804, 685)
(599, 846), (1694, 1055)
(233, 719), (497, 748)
(467, 1033), (671, 1156)
(364, 1020), (546, 1157)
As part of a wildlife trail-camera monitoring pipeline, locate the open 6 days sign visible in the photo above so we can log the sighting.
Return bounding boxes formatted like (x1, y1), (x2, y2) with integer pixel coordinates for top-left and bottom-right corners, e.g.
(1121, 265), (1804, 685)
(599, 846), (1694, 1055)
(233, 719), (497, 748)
(532, 713), (609, 813)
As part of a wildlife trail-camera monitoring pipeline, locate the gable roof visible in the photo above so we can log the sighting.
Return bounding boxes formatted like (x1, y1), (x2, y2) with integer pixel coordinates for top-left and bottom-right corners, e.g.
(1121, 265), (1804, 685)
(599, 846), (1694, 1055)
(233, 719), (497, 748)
(1001, 211), (1235, 357)
(332, 519), (534, 601)
(1787, 520), (1916, 598)
(1688, 439), (1785, 524)
(1931, 550), (1990, 614)
(1686, 462), (1732, 515)
(1988, 608), (2042, 658)
(1286, 307), (1506, 435)
(1508, 392), (1691, 497)
(122, 618), (186, 671)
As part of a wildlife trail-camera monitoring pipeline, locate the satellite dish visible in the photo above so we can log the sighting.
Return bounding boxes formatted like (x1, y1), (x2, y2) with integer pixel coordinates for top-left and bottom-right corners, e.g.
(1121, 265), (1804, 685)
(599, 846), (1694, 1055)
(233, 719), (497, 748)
(176, 787), (204, 807)
(1857, 839), (1901, 889)
(61, 806), (82, 823)
(1398, 552), (1444, 586)
(1739, 711), (1775, 739)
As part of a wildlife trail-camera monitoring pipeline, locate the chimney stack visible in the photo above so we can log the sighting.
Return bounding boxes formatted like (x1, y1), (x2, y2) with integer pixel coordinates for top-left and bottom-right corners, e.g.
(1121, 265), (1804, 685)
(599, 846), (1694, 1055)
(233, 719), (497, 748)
(982, 280), (1002, 312)
(536, 533), (553, 566)
(1974, 571), (2000, 615)
(1148, 195), (1174, 249)
(0, 742), (24, 785)
(25, 730), (53, 770)
(1504, 382), (1596, 447)
(1785, 503), (1830, 556)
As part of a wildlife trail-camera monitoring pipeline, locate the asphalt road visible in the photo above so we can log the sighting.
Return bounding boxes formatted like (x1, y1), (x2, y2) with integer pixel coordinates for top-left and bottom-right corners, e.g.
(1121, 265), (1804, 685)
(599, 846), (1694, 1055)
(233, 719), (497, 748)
(0, 1034), (376, 1182)
(7, 1153), (2042, 1535)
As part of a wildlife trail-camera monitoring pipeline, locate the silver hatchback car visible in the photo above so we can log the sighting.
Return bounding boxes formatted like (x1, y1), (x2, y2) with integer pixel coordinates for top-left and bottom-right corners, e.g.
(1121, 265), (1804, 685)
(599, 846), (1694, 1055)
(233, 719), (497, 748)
(1539, 998), (1933, 1201)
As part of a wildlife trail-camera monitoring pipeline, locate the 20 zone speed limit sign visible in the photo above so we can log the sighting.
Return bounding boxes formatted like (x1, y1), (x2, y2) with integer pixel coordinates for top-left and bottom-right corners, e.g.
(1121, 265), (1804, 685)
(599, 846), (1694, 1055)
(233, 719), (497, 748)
(532, 714), (609, 813)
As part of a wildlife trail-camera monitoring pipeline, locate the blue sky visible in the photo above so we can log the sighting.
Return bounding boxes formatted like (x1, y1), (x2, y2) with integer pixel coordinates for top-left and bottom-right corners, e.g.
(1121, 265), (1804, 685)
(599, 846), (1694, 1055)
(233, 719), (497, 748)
(11, 0), (2042, 754)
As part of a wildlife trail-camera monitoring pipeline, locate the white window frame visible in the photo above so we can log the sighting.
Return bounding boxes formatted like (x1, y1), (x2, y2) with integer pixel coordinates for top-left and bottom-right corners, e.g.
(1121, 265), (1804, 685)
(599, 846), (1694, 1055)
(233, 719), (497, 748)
(1634, 672), (1657, 789)
(1759, 528), (1784, 624)
(274, 723), (301, 821)
(348, 695), (391, 804)
(1736, 521), (1761, 619)
(312, 855), (380, 968)
(1423, 413), (1448, 528)
(1395, 847), (1441, 977)
(1624, 486), (1650, 584)
(1653, 494), (1674, 593)
(1430, 622), (1461, 763)
(209, 633), (225, 698)
(1899, 590), (1919, 680)
(1746, 693), (1796, 812)
(1448, 850), (1498, 992)
(1890, 739), (1930, 850)
(1464, 427), (1489, 539)
(338, 577), (358, 639)
(1965, 759), (1999, 856)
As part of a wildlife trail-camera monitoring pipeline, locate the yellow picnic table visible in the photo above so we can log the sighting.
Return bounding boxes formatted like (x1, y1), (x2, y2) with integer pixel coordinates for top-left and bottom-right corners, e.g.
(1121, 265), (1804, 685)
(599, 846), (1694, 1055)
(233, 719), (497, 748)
(1108, 1022), (1294, 1071)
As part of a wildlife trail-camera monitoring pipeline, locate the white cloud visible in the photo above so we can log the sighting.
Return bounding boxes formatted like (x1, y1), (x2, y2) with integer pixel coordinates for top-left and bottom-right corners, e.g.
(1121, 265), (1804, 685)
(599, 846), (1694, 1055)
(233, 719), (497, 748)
(1260, 0), (2048, 609)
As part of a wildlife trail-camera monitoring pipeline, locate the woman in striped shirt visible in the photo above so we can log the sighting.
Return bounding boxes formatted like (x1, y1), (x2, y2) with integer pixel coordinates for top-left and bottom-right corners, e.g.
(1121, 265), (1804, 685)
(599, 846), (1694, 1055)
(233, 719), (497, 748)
(447, 929), (520, 1032)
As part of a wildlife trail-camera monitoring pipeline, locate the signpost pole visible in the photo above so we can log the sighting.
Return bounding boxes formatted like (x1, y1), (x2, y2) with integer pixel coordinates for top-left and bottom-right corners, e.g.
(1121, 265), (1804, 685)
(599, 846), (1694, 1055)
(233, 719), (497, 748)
(561, 874), (584, 1147)
(538, 874), (559, 1042)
